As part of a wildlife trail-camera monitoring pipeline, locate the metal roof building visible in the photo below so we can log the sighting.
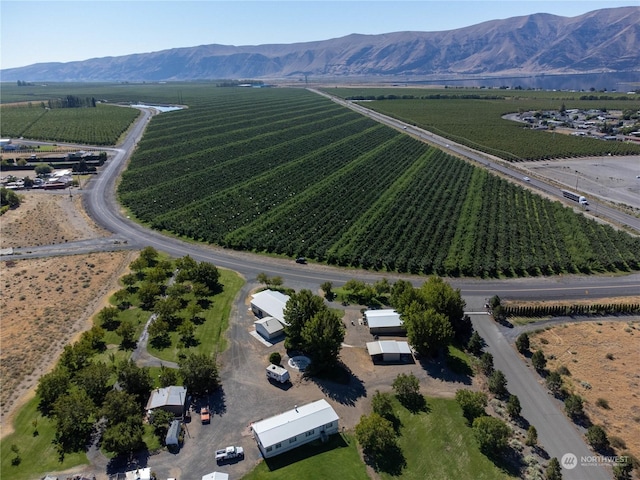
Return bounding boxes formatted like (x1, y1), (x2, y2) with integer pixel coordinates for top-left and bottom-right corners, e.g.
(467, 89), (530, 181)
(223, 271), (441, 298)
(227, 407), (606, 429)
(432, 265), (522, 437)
(366, 340), (412, 362)
(364, 309), (405, 335)
(145, 386), (187, 417)
(250, 289), (290, 324)
(252, 399), (339, 458)
(254, 316), (285, 340)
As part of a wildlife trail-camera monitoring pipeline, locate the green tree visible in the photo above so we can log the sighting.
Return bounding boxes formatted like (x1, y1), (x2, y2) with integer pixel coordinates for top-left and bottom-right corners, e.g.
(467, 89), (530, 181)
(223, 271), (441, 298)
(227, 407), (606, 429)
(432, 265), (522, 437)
(371, 391), (395, 421)
(139, 246), (159, 268)
(52, 388), (96, 454)
(191, 261), (221, 294)
(158, 365), (178, 387)
(389, 279), (417, 312)
(178, 352), (220, 396)
(269, 352), (282, 366)
(0, 187), (21, 208)
(564, 394), (584, 420)
(121, 272), (138, 291)
(506, 394), (522, 418)
(113, 288), (131, 309)
(137, 281), (162, 310)
(58, 341), (93, 373)
(36, 367), (71, 416)
(418, 276), (466, 335)
(472, 416), (511, 456)
(150, 408), (175, 439)
(320, 281), (334, 300)
(301, 309), (345, 373)
(117, 359), (153, 407)
(178, 320), (197, 347)
(455, 389), (487, 424)
(102, 418), (145, 456)
(355, 412), (397, 457)
(149, 317), (171, 349)
(516, 332), (530, 354)
(613, 454), (634, 480)
(479, 352), (494, 375)
(586, 425), (610, 452)
(392, 372), (425, 412)
(117, 319), (137, 349)
(283, 289), (326, 351)
(403, 303), (453, 357)
(488, 370), (508, 397)
(73, 361), (111, 407)
(34, 164), (52, 175)
(546, 371), (563, 395)
(98, 306), (121, 331)
(545, 457), (563, 480)
(467, 331), (484, 355)
(525, 425), (538, 447)
(101, 390), (141, 425)
(153, 296), (182, 327)
(532, 350), (547, 372)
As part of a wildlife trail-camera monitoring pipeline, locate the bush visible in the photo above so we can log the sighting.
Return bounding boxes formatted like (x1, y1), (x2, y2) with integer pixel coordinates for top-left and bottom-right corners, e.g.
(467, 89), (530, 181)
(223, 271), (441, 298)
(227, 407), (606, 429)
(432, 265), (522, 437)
(565, 394), (585, 420)
(472, 416), (510, 456)
(595, 398), (610, 409)
(455, 389), (487, 424)
(531, 350), (547, 372)
(488, 370), (508, 397)
(269, 352), (282, 366)
(586, 425), (610, 452)
(515, 332), (530, 354)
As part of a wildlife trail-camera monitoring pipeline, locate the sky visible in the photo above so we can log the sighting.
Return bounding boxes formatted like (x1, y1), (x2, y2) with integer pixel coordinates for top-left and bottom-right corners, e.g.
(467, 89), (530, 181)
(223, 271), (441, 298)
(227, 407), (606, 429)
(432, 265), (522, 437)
(1, 0), (638, 70)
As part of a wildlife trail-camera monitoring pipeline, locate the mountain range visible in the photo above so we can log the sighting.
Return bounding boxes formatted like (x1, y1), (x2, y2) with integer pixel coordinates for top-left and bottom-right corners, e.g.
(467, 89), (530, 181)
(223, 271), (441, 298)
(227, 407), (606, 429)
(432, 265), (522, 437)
(2, 6), (639, 82)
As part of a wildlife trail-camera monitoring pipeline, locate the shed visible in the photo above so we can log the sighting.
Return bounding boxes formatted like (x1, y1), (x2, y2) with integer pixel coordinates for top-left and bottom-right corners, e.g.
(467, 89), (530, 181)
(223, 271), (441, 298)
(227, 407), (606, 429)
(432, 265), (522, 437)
(255, 316), (285, 340)
(252, 399), (339, 458)
(165, 419), (181, 449)
(366, 340), (412, 362)
(145, 386), (187, 417)
(124, 468), (151, 480)
(364, 309), (405, 335)
(201, 473), (229, 480)
(250, 289), (290, 324)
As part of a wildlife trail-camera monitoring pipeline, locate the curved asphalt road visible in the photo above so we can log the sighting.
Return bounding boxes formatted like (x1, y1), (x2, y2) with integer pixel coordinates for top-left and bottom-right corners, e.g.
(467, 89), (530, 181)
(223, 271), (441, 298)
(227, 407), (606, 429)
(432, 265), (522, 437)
(13, 98), (636, 479)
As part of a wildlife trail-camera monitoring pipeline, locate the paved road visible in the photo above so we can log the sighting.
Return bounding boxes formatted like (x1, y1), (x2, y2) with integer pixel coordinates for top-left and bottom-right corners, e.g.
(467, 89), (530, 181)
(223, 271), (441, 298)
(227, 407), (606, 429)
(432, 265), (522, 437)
(13, 99), (633, 479)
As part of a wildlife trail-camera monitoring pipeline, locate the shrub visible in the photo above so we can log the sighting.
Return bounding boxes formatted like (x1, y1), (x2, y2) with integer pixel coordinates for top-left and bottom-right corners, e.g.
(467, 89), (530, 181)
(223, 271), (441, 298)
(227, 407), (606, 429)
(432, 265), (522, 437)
(595, 398), (610, 409)
(531, 350), (547, 372)
(586, 425), (610, 452)
(515, 332), (530, 354)
(269, 352), (282, 365)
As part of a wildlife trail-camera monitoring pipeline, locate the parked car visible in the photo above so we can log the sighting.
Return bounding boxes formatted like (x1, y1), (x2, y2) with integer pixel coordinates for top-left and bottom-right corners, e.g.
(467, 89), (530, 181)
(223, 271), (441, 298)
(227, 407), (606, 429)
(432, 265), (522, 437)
(216, 446), (244, 464)
(200, 407), (210, 424)
(295, 257), (306, 264)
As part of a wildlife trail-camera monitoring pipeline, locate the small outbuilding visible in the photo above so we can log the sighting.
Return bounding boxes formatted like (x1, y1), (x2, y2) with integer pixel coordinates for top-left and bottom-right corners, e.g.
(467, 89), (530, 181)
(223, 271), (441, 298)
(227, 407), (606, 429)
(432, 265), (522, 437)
(201, 473), (229, 480)
(124, 468), (151, 480)
(254, 316), (285, 340)
(165, 419), (181, 450)
(252, 399), (339, 458)
(250, 289), (290, 324)
(145, 386), (187, 417)
(364, 309), (405, 335)
(366, 340), (413, 363)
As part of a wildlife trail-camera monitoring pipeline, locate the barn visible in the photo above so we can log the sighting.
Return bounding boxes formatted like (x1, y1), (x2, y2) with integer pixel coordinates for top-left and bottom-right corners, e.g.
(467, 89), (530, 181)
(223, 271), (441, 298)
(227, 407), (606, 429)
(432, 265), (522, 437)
(366, 340), (413, 363)
(364, 309), (405, 335)
(252, 399), (339, 458)
(254, 316), (285, 340)
(250, 289), (290, 324)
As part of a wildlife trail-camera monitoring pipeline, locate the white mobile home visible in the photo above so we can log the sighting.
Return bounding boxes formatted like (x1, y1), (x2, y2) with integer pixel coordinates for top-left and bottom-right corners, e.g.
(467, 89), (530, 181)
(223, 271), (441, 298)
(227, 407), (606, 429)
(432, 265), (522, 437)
(250, 289), (290, 324)
(252, 399), (339, 458)
(364, 309), (405, 335)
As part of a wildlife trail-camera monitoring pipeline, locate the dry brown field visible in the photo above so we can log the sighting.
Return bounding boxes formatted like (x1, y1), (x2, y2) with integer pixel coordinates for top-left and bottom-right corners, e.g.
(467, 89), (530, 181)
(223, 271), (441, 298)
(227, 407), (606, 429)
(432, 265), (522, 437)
(530, 321), (640, 458)
(0, 192), (136, 436)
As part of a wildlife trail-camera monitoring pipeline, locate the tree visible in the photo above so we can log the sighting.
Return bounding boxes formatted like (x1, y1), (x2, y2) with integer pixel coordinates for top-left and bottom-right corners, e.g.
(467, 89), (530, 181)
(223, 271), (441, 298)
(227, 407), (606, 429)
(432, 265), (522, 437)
(191, 261), (221, 294)
(404, 304), (453, 357)
(455, 389), (487, 424)
(545, 371), (563, 396)
(467, 331), (484, 355)
(121, 273), (138, 291)
(0, 187), (21, 209)
(52, 388), (96, 454)
(178, 352), (220, 396)
(355, 413), (397, 457)
(301, 308), (345, 373)
(506, 394), (522, 418)
(34, 164), (52, 175)
(73, 361), (111, 407)
(102, 418), (145, 456)
(586, 425), (610, 452)
(269, 352), (282, 366)
(153, 296), (182, 327)
(58, 341), (93, 373)
(113, 288), (131, 309)
(149, 317), (171, 349)
(139, 246), (159, 268)
(532, 350), (547, 372)
(488, 370), (508, 397)
(98, 306), (121, 331)
(489, 295), (501, 310)
(137, 281), (162, 310)
(158, 365), (178, 388)
(613, 455), (634, 480)
(564, 394), (584, 420)
(418, 276), (466, 335)
(545, 457), (563, 480)
(178, 320), (198, 347)
(389, 279), (417, 312)
(525, 425), (538, 447)
(472, 416), (511, 456)
(516, 332), (530, 354)
(150, 408), (175, 439)
(479, 352), (494, 375)
(36, 367), (71, 416)
(392, 373), (424, 411)
(101, 390), (141, 426)
(371, 391), (395, 421)
(283, 289), (326, 351)
(117, 319), (137, 349)
(117, 359), (153, 407)
(320, 281), (334, 300)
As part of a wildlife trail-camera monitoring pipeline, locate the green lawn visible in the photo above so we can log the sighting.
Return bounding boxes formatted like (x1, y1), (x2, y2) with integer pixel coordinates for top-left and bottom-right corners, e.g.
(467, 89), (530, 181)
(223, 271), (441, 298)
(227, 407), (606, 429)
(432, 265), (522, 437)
(0, 397), (89, 480)
(242, 433), (368, 480)
(382, 397), (517, 480)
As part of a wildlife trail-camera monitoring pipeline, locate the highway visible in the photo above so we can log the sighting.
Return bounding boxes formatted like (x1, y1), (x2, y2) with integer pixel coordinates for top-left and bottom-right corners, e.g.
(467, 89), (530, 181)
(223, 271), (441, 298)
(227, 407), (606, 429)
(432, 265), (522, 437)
(8, 97), (637, 479)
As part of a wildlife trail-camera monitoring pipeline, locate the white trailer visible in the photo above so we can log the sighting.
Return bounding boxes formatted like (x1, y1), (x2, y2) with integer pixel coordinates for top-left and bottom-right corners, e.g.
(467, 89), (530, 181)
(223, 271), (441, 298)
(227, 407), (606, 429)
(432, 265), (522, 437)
(266, 364), (290, 383)
(561, 189), (589, 206)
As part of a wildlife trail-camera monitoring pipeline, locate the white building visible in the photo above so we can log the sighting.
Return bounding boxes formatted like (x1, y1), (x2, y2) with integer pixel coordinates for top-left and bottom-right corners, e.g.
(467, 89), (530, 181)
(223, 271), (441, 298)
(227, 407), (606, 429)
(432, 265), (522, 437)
(252, 399), (339, 458)
(364, 309), (405, 335)
(250, 289), (289, 324)
(145, 386), (187, 417)
(254, 316), (285, 340)
(366, 340), (412, 362)
(202, 473), (228, 480)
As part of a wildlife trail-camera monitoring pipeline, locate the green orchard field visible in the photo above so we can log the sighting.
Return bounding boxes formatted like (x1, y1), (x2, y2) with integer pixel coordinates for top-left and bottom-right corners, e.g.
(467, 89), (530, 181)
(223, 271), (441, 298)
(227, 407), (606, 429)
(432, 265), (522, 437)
(115, 87), (640, 277)
(325, 87), (640, 161)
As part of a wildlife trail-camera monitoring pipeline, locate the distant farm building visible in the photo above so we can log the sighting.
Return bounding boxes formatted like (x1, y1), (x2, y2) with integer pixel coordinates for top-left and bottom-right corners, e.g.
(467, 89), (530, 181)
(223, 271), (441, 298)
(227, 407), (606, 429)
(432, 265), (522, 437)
(252, 399), (339, 458)
(366, 340), (412, 363)
(250, 289), (289, 324)
(364, 309), (405, 335)
(145, 386), (187, 417)
(254, 316), (285, 340)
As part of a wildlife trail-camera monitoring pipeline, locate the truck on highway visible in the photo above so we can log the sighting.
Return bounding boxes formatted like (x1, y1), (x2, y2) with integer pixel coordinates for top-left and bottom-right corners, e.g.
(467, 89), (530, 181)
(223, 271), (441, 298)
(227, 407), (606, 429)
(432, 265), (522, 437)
(215, 446), (244, 464)
(561, 189), (589, 206)
(266, 363), (290, 383)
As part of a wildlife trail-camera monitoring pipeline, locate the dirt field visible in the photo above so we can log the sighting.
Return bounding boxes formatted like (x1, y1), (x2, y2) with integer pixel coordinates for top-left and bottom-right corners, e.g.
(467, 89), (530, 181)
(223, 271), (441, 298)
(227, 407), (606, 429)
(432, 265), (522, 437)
(529, 321), (640, 458)
(0, 191), (136, 435)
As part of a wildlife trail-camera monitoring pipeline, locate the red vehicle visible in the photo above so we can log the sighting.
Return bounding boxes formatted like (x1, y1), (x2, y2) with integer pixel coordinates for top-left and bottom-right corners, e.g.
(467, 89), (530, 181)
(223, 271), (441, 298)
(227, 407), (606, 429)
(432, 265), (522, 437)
(201, 407), (210, 424)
